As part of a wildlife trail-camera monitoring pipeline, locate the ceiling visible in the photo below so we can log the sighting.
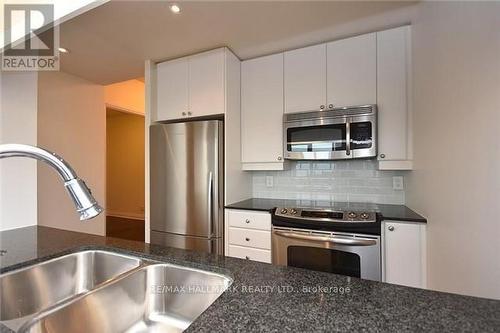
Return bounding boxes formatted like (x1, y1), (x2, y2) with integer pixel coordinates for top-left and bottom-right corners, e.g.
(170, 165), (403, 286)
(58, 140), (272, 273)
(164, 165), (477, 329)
(57, 0), (418, 85)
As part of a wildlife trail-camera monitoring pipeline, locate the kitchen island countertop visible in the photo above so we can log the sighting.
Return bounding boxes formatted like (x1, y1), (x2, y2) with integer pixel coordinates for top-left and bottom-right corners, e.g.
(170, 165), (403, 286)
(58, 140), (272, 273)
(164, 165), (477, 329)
(1, 226), (498, 332)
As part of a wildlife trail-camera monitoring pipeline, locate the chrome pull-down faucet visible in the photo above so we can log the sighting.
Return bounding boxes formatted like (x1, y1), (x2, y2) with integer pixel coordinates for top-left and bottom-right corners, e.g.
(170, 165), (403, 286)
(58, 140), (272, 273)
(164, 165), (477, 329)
(0, 144), (103, 220)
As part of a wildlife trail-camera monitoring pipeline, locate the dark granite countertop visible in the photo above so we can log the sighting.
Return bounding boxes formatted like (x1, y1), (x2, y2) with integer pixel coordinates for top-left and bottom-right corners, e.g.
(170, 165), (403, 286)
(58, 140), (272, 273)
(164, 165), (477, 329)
(226, 198), (427, 223)
(2, 226), (499, 332)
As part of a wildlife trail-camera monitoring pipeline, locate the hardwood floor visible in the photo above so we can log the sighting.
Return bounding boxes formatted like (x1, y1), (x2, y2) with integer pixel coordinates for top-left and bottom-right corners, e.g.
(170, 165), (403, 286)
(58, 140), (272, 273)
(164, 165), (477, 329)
(106, 216), (145, 242)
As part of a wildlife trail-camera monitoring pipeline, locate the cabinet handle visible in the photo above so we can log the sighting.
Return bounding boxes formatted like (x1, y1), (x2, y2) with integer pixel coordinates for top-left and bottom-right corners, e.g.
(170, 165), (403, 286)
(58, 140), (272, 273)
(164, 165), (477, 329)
(245, 219), (250, 224)
(328, 104), (334, 109)
(245, 256), (250, 260)
(320, 105), (325, 110)
(388, 225), (395, 231)
(245, 237), (250, 241)
(380, 154), (386, 159)
(277, 156), (282, 161)
(187, 111), (192, 116)
(182, 112), (187, 116)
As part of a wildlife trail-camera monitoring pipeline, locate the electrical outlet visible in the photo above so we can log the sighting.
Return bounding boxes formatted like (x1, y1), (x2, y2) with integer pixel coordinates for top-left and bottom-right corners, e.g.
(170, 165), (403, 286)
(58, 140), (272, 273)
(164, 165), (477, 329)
(265, 176), (274, 188)
(392, 176), (404, 190)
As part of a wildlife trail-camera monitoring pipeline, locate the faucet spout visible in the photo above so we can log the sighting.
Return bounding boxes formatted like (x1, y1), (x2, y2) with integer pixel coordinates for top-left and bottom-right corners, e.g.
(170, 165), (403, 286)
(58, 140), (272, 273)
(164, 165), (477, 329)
(0, 144), (103, 221)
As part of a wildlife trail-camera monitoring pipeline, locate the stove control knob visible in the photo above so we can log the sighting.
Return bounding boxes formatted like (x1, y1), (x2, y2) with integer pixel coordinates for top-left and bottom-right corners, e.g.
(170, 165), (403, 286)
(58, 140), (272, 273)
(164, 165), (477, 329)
(280, 208), (288, 214)
(290, 209), (298, 215)
(360, 212), (369, 220)
(347, 212), (357, 219)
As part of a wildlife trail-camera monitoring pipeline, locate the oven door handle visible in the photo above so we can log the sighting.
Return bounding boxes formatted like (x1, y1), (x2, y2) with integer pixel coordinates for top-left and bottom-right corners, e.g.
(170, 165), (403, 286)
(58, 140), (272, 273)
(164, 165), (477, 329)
(273, 230), (376, 246)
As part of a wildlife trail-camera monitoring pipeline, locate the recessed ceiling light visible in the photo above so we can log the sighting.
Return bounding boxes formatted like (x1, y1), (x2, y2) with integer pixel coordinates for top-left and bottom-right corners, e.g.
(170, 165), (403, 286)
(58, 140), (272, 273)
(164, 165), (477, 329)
(58, 47), (69, 53)
(170, 4), (181, 14)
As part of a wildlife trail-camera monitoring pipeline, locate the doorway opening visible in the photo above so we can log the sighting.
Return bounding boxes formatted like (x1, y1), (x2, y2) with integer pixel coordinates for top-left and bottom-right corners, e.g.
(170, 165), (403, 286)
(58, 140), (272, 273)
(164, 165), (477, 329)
(106, 108), (145, 241)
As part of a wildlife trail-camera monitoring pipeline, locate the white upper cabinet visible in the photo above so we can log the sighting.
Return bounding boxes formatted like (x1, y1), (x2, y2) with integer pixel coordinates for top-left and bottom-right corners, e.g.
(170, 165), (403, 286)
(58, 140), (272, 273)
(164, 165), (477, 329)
(156, 57), (189, 121)
(241, 53), (285, 170)
(156, 48), (232, 121)
(284, 44), (326, 114)
(189, 48), (225, 117)
(377, 26), (413, 170)
(327, 33), (376, 108)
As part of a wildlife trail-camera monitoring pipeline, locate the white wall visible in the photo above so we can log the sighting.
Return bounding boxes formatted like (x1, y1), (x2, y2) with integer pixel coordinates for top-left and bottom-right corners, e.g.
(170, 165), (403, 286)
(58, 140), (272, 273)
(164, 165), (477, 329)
(144, 60), (155, 243)
(407, 1), (500, 299)
(0, 72), (38, 231)
(37, 71), (106, 235)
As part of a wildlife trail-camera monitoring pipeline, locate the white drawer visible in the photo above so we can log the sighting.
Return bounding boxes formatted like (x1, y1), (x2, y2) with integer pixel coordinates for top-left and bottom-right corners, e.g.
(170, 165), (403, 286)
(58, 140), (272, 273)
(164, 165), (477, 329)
(228, 227), (271, 250)
(227, 245), (271, 263)
(227, 209), (271, 231)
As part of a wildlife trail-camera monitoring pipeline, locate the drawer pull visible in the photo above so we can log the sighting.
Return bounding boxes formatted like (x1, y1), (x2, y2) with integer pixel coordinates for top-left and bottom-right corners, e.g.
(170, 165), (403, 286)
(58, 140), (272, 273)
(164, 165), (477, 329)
(245, 237), (250, 241)
(245, 219), (250, 224)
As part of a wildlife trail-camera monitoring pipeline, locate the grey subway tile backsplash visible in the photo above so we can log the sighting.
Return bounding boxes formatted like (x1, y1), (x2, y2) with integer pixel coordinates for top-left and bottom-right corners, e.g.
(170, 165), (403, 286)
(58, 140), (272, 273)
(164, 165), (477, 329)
(252, 160), (406, 204)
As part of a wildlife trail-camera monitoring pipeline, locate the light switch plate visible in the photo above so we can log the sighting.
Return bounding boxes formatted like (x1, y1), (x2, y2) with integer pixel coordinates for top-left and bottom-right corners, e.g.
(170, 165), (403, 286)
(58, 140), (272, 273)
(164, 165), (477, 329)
(265, 176), (274, 188)
(392, 176), (404, 190)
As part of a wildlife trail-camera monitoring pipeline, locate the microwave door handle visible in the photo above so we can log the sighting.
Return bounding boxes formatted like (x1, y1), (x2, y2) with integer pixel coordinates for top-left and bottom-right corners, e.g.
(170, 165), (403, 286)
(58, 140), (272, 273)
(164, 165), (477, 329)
(274, 230), (376, 246)
(345, 118), (351, 156)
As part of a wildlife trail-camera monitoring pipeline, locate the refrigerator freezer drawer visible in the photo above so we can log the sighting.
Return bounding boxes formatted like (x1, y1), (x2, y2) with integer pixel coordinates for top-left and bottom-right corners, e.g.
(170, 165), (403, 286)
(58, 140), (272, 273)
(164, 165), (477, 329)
(150, 231), (223, 255)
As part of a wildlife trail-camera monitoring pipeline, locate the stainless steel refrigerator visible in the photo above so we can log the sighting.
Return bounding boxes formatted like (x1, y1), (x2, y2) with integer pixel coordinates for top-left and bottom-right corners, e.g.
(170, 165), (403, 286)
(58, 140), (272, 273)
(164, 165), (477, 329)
(150, 120), (224, 255)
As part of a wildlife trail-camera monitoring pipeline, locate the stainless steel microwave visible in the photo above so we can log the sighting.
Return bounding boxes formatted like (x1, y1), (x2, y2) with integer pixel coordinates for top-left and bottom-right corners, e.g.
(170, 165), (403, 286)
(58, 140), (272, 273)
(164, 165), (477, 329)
(283, 105), (377, 160)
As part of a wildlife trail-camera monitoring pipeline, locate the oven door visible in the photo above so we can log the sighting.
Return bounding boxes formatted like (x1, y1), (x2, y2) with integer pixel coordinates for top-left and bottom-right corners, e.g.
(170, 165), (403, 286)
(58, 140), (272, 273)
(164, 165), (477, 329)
(272, 227), (381, 281)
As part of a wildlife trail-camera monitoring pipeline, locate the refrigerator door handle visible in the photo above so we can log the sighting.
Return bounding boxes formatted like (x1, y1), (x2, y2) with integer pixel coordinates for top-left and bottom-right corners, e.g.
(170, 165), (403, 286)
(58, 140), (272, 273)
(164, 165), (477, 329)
(208, 171), (214, 236)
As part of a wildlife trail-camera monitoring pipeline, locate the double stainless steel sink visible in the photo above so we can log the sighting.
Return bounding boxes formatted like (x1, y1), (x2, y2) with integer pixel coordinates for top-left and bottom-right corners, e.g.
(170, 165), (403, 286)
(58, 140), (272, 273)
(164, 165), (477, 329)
(0, 250), (232, 332)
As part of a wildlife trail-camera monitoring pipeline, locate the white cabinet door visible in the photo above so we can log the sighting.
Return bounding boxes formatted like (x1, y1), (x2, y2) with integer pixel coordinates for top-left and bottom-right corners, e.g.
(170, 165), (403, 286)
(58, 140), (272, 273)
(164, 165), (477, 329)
(241, 53), (284, 169)
(383, 221), (426, 288)
(327, 33), (376, 108)
(377, 26), (412, 169)
(156, 57), (189, 121)
(284, 44), (326, 114)
(188, 48), (225, 117)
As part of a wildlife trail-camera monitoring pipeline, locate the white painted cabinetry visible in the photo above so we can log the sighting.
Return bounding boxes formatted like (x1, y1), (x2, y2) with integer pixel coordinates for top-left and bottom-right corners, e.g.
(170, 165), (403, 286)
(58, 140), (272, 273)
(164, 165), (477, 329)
(156, 48), (234, 121)
(239, 26), (413, 171)
(284, 34), (377, 114)
(383, 220), (426, 288)
(188, 49), (225, 117)
(225, 209), (272, 263)
(156, 57), (189, 121)
(377, 26), (413, 170)
(284, 44), (327, 114)
(241, 53), (285, 170)
(327, 33), (376, 108)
